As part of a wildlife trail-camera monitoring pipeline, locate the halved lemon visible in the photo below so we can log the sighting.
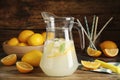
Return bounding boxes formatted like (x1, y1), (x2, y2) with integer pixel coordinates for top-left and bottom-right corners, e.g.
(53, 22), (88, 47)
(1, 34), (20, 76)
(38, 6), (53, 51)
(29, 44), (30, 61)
(81, 60), (101, 70)
(103, 48), (119, 57)
(87, 47), (102, 57)
(16, 61), (33, 73)
(1, 54), (17, 66)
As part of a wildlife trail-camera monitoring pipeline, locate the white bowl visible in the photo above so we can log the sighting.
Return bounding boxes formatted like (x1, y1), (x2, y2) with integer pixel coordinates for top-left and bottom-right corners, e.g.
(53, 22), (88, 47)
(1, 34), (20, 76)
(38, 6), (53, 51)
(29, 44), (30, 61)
(2, 41), (43, 58)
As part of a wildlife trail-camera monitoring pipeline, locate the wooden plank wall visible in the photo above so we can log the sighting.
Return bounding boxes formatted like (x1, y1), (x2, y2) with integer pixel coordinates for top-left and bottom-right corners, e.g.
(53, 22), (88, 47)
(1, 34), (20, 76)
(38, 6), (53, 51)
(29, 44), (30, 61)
(0, 0), (120, 53)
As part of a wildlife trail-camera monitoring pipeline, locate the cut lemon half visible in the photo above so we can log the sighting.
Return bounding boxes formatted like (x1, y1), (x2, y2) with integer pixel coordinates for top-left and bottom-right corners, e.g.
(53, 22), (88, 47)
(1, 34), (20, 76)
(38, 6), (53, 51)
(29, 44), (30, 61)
(16, 61), (33, 73)
(103, 48), (119, 57)
(87, 47), (102, 57)
(81, 60), (101, 70)
(1, 54), (17, 66)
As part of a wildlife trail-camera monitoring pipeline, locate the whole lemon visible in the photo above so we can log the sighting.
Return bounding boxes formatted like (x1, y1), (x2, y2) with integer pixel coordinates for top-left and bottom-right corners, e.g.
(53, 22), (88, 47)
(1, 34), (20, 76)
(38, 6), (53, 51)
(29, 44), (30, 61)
(7, 37), (19, 46)
(18, 30), (34, 43)
(27, 33), (44, 46)
(100, 40), (117, 50)
(41, 32), (55, 41)
(17, 43), (28, 46)
(47, 32), (55, 39)
(21, 50), (42, 67)
(41, 32), (46, 42)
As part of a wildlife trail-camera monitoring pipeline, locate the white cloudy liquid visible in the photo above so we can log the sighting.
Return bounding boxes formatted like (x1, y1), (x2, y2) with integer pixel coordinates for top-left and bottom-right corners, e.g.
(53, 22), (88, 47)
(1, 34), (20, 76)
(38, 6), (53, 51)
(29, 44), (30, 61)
(40, 38), (79, 76)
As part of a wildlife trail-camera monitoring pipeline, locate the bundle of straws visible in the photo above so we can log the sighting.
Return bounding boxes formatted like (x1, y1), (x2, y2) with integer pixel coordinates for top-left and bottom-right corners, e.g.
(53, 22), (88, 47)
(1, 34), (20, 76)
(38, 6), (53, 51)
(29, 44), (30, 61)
(77, 15), (113, 50)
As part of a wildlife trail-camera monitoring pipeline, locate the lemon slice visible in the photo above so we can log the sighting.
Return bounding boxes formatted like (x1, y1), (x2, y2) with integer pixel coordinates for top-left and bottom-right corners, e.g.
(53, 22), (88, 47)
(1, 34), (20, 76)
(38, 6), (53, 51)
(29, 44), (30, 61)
(81, 60), (101, 70)
(16, 61), (33, 73)
(103, 48), (119, 57)
(1, 54), (17, 66)
(87, 47), (102, 57)
(48, 46), (74, 58)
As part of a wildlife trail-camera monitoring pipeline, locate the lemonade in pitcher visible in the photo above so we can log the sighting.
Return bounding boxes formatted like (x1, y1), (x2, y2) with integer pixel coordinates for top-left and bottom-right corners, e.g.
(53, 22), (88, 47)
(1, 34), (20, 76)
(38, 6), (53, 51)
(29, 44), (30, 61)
(40, 38), (79, 76)
(40, 16), (84, 76)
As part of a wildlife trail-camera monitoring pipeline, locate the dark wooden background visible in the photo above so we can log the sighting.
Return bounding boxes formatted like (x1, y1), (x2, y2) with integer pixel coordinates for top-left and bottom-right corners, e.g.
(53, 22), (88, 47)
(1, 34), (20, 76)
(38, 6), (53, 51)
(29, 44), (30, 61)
(0, 0), (120, 59)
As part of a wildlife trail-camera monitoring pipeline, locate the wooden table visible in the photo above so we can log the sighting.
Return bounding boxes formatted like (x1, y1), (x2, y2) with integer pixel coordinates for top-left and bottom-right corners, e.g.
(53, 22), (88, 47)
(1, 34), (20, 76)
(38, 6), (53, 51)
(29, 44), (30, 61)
(0, 63), (120, 80)
(1, 52), (120, 80)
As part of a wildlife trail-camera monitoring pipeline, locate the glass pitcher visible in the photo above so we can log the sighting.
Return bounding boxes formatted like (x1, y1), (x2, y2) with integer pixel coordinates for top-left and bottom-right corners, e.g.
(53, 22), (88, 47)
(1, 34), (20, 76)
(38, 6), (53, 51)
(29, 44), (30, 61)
(40, 17), (85, 76)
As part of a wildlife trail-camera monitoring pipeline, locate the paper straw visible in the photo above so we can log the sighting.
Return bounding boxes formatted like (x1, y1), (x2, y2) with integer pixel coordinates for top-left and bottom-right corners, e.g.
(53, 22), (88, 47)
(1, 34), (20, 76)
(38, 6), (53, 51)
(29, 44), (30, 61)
(84, 16), (90, 37)
(93, 16), (99, 41)
(90, 15), (96, 41)
(93, 17), (113, 42)
(77, 19), (97, 50)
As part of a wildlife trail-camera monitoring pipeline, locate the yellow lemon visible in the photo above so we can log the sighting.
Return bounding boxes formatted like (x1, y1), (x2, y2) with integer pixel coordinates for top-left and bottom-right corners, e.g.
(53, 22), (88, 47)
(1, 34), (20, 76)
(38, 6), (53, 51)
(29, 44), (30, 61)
(41, 32), (55, 41)
(7, 37), (19, 46)
(21, 50), (42, 67)
(103, 48), (119, 57)
(16, 61), (33, 73)
(27, 33), (44, 46)
(41, 32), (46, 42)
(99, 40), (118, 57)
(1, 54), (17, 66)
(87, 47), (102, 57)
(81, 60), (101, 70)
(100, 40), (117, 50)
(18, 30), (34, 43)
(17, 43), (28, 46)
(47, 32), (55, 39)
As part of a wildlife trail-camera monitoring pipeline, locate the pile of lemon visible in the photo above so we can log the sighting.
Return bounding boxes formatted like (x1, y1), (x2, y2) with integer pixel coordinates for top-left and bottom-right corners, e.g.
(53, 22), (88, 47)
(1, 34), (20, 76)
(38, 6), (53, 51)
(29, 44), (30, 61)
(1, 30), (55, 73)
(1, 30), (48, 73)
(7, 30), (47, 46)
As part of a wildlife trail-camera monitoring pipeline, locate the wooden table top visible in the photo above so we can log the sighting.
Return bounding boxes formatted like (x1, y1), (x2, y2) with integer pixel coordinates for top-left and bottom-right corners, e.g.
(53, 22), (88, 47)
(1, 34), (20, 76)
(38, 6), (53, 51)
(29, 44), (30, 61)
(0, 63), (120, 80)
(0, 53), (120, 80)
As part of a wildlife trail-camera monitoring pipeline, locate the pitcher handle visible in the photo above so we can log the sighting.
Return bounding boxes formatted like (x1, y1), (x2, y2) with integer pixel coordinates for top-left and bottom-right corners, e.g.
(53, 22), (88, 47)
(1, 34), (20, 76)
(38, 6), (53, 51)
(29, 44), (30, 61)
(73, 24), (85, 50)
